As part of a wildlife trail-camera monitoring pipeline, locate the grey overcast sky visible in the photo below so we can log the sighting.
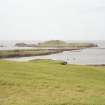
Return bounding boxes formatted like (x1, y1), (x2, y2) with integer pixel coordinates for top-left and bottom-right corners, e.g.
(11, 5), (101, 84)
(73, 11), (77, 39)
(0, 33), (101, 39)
(0, 0), (105, 40)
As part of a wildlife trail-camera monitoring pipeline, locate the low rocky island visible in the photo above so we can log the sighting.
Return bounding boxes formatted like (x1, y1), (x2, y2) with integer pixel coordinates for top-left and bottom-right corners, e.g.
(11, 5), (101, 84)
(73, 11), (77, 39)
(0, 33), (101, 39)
(15, 43), (37, 47)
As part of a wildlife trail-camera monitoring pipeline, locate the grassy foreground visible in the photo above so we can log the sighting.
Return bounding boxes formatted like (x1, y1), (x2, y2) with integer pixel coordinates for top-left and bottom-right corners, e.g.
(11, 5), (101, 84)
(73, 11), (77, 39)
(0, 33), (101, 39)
(0, 60), (105, 105)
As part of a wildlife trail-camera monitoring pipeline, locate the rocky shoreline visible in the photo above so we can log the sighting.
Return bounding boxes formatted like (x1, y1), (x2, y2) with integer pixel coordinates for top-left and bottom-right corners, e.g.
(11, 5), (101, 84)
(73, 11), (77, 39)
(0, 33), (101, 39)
(87, 64), (105, 67)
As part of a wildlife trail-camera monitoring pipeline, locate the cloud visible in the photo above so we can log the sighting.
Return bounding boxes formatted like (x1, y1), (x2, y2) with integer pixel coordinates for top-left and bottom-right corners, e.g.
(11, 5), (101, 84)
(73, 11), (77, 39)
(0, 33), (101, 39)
(0, 0), (105, 40)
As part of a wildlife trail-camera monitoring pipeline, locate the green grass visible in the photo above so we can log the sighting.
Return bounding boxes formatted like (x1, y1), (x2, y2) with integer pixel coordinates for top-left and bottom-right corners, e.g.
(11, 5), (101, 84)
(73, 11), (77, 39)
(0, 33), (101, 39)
(0, 60), (105, 105)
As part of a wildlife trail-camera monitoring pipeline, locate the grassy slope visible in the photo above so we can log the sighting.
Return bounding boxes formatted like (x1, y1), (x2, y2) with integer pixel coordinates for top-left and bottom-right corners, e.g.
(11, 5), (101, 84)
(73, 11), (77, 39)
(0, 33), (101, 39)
(0, 60), (105, 105)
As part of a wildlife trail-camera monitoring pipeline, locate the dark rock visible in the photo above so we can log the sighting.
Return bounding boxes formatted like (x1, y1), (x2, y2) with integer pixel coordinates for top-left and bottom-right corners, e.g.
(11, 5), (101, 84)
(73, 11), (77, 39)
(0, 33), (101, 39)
(61, 61), (68, 65)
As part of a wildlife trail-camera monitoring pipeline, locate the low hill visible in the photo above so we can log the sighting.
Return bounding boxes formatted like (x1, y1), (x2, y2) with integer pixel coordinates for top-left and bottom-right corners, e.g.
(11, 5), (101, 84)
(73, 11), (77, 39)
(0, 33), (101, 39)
(38, 40), (68, 47)
(37, 40), (98, 48)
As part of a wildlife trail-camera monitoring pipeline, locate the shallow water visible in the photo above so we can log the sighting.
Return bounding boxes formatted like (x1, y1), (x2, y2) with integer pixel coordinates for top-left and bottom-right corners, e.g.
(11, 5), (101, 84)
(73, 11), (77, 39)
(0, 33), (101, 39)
(2, 41), (105, 65)
(4, 47), (105, 65)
